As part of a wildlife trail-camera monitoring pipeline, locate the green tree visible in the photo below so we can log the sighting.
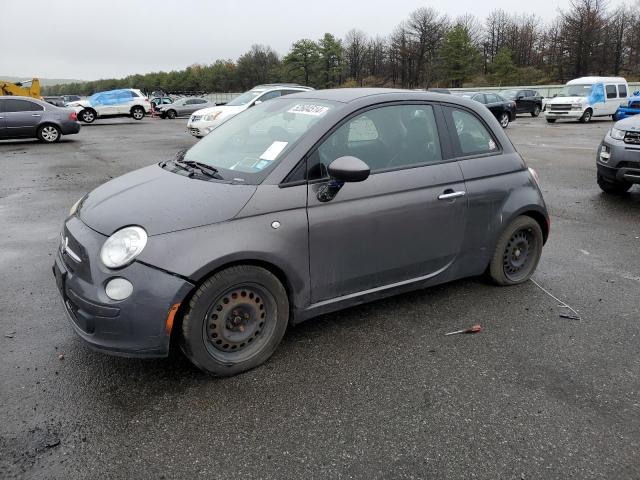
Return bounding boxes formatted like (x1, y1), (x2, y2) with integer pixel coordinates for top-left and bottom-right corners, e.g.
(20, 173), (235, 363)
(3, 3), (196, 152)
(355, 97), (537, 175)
(487, 47), (518, 86)
(317, 33), (344, 88)
(283, 39), (320, 86)
(438, 24), (481, 87)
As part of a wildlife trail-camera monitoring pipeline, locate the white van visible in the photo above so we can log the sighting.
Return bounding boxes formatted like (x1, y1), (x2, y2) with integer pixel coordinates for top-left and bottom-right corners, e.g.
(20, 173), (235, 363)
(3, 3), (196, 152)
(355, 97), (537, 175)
(544, 76), (629, 123)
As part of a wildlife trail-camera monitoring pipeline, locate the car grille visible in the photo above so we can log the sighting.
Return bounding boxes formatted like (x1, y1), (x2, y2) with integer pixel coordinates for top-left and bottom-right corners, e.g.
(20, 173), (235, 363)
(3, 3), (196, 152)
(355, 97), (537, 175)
(624, 131), (640, 145)
(549, 104), (572, 111)
(60, 226), (92, 282)
(189, 127), (201, 136)
(191, 115), (202, 122)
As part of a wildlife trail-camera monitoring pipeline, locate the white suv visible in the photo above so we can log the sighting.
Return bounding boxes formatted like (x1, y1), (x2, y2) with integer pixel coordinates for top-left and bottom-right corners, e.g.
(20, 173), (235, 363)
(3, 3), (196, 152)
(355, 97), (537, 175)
(187, 84), (314, 138)
(68, 88), (151, 123)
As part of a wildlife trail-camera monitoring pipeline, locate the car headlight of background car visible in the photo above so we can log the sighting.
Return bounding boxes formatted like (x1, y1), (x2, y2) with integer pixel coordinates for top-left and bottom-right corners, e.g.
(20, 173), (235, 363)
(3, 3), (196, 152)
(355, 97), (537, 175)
(610, 127), (626, 140)
(202, 111), (222, 122)
(100, 226), (148, 268)
(571, 103), (583, 109)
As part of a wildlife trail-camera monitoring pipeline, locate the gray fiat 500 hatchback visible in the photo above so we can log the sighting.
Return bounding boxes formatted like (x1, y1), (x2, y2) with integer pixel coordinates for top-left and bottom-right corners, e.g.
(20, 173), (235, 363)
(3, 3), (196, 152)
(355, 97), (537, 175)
(53, 89), (549, 376)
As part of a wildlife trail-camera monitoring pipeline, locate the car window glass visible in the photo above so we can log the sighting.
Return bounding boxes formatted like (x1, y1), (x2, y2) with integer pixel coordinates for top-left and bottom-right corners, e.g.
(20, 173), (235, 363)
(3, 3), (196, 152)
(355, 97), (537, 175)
(307, 104), (442, 180)
(473, 94), (486, 104)
(618, 84), (627, 97)
(130, 90), (140, 97)
(4, 99), (44, 112)
(606, 85), (617, 99)
(257, 91), (281, 103)
(450, 108), (498, 156)
(485, 93), (500, 103)
(195, 99), (207, 104)
(184, 99), (194, 105)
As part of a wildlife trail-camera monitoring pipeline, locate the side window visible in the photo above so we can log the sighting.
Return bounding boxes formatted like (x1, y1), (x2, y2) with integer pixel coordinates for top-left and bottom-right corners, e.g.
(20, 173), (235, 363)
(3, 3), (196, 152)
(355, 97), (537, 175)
(450, 108), (498, 157)
(185, 99), (195, 105)
(4, 99), (44, 112)
(606, 84), (617, 99)
(130, 90), (140, 97)
(485, 93), (500, 103)
(307, 104), (442, 180)
(280, 90), (300, 96)
(618, 84), (627, 97)
(195, 99), (207, 104)
(257, 91), (281, 103)
(472, 94), (486, 104)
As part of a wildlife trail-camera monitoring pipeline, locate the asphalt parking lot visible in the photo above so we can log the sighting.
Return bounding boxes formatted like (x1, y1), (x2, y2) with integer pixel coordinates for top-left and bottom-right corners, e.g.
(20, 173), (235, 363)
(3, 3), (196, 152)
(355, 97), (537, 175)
(1, 115), (639, 480)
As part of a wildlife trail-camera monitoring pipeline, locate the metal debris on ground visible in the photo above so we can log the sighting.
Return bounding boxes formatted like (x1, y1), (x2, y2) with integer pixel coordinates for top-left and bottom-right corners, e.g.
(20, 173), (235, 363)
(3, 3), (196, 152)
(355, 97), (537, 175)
(530, 278), (582, 321)
(445, 324), (482, 336)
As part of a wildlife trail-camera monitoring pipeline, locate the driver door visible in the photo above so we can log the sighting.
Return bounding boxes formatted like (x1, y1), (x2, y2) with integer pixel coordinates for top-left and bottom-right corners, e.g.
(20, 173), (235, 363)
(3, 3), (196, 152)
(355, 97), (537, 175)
(306, 103), (467, 303)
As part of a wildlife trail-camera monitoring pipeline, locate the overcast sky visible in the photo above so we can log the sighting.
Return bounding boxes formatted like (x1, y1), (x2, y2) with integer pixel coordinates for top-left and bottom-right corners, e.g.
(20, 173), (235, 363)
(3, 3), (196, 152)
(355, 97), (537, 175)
(0, 0), (632, 80)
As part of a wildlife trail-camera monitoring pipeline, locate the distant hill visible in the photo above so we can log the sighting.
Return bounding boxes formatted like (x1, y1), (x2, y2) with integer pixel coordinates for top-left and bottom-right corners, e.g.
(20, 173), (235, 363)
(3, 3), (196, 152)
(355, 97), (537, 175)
(0, 76), (85, 86)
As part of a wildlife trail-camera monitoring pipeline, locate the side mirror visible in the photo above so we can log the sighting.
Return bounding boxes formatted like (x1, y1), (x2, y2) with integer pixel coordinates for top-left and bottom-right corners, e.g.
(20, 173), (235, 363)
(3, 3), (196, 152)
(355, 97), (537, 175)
(517, 95), (524, 100)
(328, 156), (370, 183)
(253, 100), (262, 106)
(317, 156), (370, 202)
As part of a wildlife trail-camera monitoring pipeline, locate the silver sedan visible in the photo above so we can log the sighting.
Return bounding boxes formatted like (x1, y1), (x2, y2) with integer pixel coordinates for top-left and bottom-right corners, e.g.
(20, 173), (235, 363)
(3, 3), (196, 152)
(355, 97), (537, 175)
(156, 97), (215, 119)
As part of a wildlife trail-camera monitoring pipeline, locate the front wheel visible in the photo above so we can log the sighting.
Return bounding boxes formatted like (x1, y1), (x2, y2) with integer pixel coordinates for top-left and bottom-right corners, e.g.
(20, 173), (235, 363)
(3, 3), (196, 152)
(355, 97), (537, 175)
(166, 109), (177, 119)
(499, 112), (510, 128)
(37, 124), (61, 143)
(131, 106), (145, 120)
(579, 109), (592, 123)
(597, 173), (631, 194)
(531, 105), (541, 117)
(180, 265), (289, 376)
(489, 216), (543, 286)
(79, 109), (96, 123)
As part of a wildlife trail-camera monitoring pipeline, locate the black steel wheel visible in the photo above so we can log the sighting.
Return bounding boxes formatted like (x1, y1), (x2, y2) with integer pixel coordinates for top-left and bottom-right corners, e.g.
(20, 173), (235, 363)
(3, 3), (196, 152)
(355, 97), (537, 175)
(489, 216), (543, 286)
(181, 265), (289, 376)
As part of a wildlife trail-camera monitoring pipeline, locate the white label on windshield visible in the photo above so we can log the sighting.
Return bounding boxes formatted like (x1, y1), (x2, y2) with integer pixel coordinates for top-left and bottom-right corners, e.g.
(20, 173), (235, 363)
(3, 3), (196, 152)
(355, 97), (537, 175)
(287, 104), (329, 116)
(259, 141), (288, 161)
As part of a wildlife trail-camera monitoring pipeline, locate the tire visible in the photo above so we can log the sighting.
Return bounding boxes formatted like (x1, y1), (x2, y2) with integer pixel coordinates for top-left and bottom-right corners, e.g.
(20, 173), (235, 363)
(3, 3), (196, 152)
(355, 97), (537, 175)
(597, 173), (631, 194)
(499, 112), (510, 128)
(546, 118), (556, 123)
(37, 124), (61, 143)
(489, 216), (544, 286)
(531, 105), (541, 117)
(131, 106), (145, 120)
(180, 265), (289, 376)
(79, 109), (96, 123)
(166, 109), (177, 119)
(579, 109), (592, 123)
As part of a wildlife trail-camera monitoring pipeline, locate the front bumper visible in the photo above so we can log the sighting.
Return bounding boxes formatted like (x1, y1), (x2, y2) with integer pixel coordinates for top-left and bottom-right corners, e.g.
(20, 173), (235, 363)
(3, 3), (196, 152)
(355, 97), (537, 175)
(186, 120), (218, 138)
(597, 139), (640, 184)
(53, 216), (194, 358)
(544, 110), (584, 119)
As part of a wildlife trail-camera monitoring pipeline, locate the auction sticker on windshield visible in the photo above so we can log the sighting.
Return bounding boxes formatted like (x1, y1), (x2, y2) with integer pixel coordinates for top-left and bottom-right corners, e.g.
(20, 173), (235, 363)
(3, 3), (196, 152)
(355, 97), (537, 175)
(260, 141), (288, 161)
(287, 104), (330, 116)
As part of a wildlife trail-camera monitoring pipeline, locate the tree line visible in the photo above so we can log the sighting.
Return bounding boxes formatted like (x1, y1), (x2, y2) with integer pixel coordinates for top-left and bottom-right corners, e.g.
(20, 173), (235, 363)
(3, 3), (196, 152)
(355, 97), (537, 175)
(43, 0), (640, 96)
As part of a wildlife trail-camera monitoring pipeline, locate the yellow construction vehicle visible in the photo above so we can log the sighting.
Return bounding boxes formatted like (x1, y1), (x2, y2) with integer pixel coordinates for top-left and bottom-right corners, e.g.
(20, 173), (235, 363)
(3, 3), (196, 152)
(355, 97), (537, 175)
(0, 78), (41, 98)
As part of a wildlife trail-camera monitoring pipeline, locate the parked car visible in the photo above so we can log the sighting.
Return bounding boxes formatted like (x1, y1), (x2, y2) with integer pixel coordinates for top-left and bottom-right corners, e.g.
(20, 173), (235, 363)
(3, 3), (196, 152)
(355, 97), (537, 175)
(156, 97), (214, 119)
(151, 97), (173, 109)
(427, 88), (451, 94)
(0, 96), (80, 143)
(43, 96), (67, 107)
(596, 114), (640, 194)
(67, 88), (151, 123)
(61, 95), (82, 104)
(613, 90), (640, 120)
(54, 88), (549, 376)
(187, 84), (314, 138)
(499, 89), (543, 116)
(453, 91), (516, 128)
(545, 76), (629, 123)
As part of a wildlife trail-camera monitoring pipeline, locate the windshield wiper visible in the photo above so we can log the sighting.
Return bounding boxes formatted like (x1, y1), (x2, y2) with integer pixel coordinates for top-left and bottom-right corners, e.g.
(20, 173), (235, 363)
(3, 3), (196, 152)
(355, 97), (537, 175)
(176, 158), (225, 180)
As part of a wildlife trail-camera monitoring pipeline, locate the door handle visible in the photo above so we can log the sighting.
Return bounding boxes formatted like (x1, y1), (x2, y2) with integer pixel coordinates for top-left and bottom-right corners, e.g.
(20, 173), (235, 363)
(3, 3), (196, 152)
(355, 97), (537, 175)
(31, 114), (41, 117)
(438, 190), (466, 200)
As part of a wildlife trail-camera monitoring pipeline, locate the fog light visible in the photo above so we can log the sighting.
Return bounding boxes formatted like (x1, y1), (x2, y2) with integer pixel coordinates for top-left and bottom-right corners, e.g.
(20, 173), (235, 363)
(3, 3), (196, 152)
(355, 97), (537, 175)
(105, 278), (133, 301)
(600, 145), (610, 163)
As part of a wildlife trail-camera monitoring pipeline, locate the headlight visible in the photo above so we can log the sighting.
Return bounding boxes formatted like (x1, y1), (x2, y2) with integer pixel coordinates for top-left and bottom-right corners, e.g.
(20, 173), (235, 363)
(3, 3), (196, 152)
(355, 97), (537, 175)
(100, 226), (148, 269)
(571, 103), (582, 109)
(610, 127), (625, 140)
(69, 195), (85, 216)
(202, 111), (222, 122)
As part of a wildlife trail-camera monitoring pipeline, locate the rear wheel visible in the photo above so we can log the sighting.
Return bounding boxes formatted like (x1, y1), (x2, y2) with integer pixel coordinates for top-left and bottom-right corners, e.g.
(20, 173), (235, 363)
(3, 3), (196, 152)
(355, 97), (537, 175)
(166, 109), (177, 119)
(579, 109), (592, 123)
(597, 173), (631, 194)
(37, 124), (61, 143)
(180, 265), (289, 376)
(499, 112), (510, 128)
(531, 105), (541, 117)
(79, 109), (96, 123)
(489, 216), (543, 286)
(131, 106), (145, 120)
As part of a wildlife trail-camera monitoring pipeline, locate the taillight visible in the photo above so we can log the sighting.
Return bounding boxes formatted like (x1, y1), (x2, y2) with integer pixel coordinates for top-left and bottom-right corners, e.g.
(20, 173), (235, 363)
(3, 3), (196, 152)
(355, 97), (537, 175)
(69, 111), (77, 121)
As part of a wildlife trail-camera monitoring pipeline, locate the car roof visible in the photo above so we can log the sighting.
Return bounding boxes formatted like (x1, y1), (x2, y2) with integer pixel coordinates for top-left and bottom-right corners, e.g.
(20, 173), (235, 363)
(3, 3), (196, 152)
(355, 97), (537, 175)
(0, 95), (47, 104)
(281, 87), (454, 103)
(567, 77), (627, 85)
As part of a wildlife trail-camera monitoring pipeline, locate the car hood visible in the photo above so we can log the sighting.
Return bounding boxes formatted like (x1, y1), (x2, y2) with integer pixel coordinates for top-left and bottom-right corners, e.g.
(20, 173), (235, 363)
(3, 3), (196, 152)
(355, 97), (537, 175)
(548, 96), (585, 104)
(78, 164), (257, 236)
(192, 105), (245, 119)
(67, 100), (91, 108)
(615, 115), (640, 131)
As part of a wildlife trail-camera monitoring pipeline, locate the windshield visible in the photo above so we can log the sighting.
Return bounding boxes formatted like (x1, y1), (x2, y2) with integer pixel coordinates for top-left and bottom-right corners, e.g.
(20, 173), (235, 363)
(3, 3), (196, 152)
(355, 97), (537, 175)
(556, 84), (593, 97)
(499, 90), (517, 100)
(184, 98), (336, 184)
(226, 90), (263, 106)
